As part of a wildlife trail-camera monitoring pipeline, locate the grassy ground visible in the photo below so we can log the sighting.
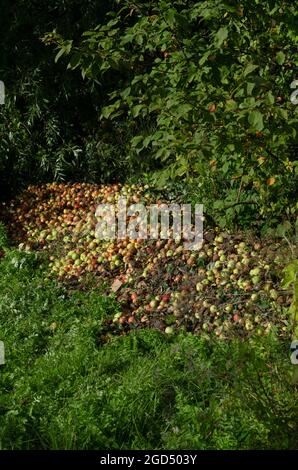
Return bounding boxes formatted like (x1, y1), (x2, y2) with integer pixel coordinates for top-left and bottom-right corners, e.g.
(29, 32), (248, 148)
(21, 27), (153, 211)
(0, 249), (297, 450)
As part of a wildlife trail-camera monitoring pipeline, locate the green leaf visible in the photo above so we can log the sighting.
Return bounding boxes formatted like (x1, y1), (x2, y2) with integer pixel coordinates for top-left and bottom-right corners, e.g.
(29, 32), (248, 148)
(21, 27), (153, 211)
(225, 99), (237, 111)
(101, 100), (121, 119)
(276, 221), (292, 237)
(281, 261), (298, 289)
(55, 41), (73, 63)
(67, 53), (81, 70)
(214, 200), (225, 209)
(64, 40), (73, 54)
(243, 64), (258, 77)
(222, 161), (230, 174)
(265, 91), (275, 105)
(247, 82), (255, 96)
(121, 87), (131, 99)
(276, 51), (285, 65)
(131, 135), (144, 148)
(239, 97), (256, 109)
(55, 48), (66, 63)
(165, 9), (176, 28)
(132, 104), (144, 118)
(143, 135), (152, 147)
(277, 108), (288, 120)
(248, 110), (264, 131)
(176, 104), (192, 118)
(215, 27), (228, 48)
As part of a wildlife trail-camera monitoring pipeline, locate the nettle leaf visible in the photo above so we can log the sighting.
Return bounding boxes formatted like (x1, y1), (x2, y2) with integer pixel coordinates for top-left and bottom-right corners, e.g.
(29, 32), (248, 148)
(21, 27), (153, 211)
(235, 87), (245, 98)
(239, 97), (256, 109)
(165, 9), (177, 28)
(247, 82), (255, 96)
(131, 135), (144, 148)
(276, 51), (285, 65)
(281, 260), (298, 289)
(276, 221), (292, 237)
(176, 104), (193, 118)
(265, 91), (275, 105)
(143, 135), (152, 147)
(132, 104), (145, 118)
(222, 161), (231, 174)
(225, 99), (237, 111)
(248, 110), (264, 131)
(199, 50), (211, 66)
(121, 33), (135, 45)
(213, 200), (225, 210)
(219, 65), (230, 84)
(277, 108), (288, 120)
(243, 64), (259, 77)
(214, 27), (228, 48)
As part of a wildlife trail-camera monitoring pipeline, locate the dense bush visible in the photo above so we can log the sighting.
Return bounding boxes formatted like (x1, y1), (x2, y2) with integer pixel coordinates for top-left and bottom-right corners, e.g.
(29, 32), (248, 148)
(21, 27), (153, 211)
(0, 0), (129, 199)
(50, 0), (298, 228)
(1, 1), (297, 229)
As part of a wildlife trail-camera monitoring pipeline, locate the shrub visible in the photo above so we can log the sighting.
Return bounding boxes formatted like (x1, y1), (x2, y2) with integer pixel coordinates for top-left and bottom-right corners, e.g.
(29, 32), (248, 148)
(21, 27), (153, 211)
(51, 0), (298, 228)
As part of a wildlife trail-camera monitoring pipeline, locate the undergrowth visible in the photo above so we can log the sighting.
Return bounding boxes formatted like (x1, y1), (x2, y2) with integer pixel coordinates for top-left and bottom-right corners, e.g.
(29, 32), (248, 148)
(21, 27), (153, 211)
(0, 249), (297, 450)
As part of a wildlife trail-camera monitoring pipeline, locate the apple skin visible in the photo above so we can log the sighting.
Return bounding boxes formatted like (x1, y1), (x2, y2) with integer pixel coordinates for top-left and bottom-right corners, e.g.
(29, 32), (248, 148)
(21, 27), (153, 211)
(250, 268), (260, 277)
(165, 326), (174, 335)
(149, 300), (158, 309)
(270, 289), (278, 300)
(162, 293), (171, 302)
(251, 276), (260, 285)
(225, 304), (233, 313)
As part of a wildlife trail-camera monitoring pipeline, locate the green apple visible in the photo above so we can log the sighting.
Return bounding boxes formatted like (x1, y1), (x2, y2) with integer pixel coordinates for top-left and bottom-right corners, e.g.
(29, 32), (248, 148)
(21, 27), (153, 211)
(165, 326), (174, 335)
(269, 289), (278, 300)
(252, 276), (260, 285)
(224, 304), (233, 313)
(250, 267), (260, 277)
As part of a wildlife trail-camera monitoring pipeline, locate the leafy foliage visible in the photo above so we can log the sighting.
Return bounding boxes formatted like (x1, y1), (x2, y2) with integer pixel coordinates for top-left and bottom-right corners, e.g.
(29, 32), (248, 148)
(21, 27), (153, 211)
(282, 259), (298, 338)
(0, 250), (297, 450)
(0, 0), (128, 199)
(0, 2), (297, 452)
(51, 0), (298, 228)
(0, 223), (9, 250)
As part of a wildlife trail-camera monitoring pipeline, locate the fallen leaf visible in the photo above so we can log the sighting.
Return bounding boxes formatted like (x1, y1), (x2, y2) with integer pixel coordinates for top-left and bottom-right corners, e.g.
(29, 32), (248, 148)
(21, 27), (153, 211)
(267, 177), (276, 186)
(111, 278), (123, 292)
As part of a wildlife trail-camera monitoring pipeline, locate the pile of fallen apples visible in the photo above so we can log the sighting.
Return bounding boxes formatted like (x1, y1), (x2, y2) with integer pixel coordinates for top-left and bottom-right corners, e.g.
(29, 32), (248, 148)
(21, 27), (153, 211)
(0, 182), (293, 338)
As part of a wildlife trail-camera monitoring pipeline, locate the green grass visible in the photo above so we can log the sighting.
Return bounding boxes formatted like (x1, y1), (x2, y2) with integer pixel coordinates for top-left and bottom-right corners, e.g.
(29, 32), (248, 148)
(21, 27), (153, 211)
(0, 248), (297, 450)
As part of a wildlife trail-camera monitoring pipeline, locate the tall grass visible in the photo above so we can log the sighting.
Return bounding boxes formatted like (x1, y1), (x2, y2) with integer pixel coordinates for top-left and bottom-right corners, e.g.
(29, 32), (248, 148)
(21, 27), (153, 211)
(0, 249), (297, 450)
